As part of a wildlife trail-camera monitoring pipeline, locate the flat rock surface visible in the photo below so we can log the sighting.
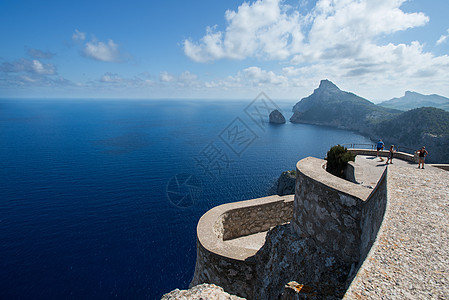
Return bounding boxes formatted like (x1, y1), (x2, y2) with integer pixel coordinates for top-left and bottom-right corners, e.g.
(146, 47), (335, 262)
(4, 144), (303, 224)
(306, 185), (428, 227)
(353, 155), (415, 188)
(162, 283), (245, 300)
(345, 163), (449, 299)
(223, 231), (268, 251)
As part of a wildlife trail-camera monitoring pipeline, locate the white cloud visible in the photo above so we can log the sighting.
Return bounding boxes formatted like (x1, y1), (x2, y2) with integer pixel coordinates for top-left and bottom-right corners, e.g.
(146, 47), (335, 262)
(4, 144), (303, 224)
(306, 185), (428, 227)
(160, 71), (175, 82)
(179, 71), (198, 83)
(436, 29), (449, 45)
(243, 66), (288, 86)
(0, 58), (56, 75)
(184, 0), (428, 63)
(83, 39), (121, 62)
(180, 0), (449, 99)
(159, 71), (199, 87)
(184, 0), (304, 62)
(96, 72), (154, 87)
(100, 72), (122, 83)
(297, 0), (429, 62)
(73, 30), (127, 63)
(26, 47), (55, 59)
(72, 29), (86, 41)
(31, 60), (56, 75)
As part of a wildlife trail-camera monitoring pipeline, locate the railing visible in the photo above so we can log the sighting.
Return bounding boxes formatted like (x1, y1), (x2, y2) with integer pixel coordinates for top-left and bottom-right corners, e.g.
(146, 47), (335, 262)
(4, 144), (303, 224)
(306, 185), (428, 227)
(341, 143), (417, 155)
(341, 143), (375, 150)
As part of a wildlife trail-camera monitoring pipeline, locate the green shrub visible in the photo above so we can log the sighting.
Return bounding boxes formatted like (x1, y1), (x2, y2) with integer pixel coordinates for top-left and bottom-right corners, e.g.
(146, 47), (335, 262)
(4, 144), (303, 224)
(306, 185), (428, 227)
(326, 145), (356, 178)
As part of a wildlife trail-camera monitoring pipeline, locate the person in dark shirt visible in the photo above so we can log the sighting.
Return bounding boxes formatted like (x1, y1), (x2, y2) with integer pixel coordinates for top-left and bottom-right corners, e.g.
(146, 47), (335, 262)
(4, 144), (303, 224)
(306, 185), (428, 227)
(376, 139), (384, 161)
(415, 146), (428, 169)
(386, 145), (395, 164)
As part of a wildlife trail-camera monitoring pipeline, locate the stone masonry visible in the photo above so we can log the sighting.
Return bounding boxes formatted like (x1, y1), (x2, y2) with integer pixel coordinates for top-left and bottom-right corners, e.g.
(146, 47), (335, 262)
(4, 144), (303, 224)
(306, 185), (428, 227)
(177, 150), (449, 299)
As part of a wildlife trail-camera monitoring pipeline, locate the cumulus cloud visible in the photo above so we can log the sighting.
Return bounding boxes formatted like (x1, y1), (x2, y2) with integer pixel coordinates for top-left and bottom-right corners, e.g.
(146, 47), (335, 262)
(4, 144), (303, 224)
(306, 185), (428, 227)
(159, 71), (175, 82)
(72, 29), (86, 41)
(201, 66), (290, 91)
(243, 66), (287, 86)
(26, 47), (55, 59)
(0, 73), (72, 88)
(184, 0), (430, 66)
(72, 29), (126, 63)
(180, 0), (449, 98)
(95, 72), (153, 87)
(295, 0), (429, 62)
(184, 0), (304, 62)
(100, 72), (123, 83)
(0, 58), (56, 75)
(436, 29), (449, 45)
(159, 71), (199, 87)
(83, 39), (121, 62)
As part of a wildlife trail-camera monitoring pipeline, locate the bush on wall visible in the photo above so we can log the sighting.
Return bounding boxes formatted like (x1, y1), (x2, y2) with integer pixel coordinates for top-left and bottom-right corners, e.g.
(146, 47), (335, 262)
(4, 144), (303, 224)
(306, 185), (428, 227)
(326, 145), (356, 178)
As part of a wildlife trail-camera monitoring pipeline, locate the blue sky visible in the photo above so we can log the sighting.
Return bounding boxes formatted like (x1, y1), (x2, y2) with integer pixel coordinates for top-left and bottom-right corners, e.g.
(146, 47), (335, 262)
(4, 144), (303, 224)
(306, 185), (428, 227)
(1, 0), (448, 101)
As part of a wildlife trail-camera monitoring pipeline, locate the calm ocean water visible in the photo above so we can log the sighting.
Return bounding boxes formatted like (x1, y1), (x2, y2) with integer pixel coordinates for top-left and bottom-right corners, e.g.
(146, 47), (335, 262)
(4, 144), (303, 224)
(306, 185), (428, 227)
(0, 98), (372, 299)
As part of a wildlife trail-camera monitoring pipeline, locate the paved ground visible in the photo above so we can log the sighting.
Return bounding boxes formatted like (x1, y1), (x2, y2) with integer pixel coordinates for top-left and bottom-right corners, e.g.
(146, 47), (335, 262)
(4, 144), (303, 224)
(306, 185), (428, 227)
(223, 156), (449, 299)
(353, 155), (417, 188)
(223, 231), (268, 251)
(346, 159), (449, 299)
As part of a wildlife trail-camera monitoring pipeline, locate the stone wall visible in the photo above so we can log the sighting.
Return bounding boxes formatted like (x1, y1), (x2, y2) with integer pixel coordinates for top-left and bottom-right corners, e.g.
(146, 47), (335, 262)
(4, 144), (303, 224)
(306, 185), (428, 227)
(292, 157), (371, 267)
(188, 156), (391, 299)
(344, 161), (357, 183)
(222, 198), (293, 240)
(190, 241), (256, 298)
(430, 164), (449, 171)
(358, 169), (388, 267)
(190, 195), (294, 299)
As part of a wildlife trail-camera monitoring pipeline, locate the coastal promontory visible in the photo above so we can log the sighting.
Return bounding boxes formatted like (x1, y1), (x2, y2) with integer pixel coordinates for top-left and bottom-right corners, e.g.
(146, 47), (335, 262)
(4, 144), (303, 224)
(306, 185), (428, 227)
(289, 79), (449, 163)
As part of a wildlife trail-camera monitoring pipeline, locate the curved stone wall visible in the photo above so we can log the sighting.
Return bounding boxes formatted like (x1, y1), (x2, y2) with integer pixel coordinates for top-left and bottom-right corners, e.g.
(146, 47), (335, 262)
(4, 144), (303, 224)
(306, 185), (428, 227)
(293, 157), (372, 262)
(191, 155), (390, 299)
(292, 157), (388, 286)
(190, 195), (294, 298)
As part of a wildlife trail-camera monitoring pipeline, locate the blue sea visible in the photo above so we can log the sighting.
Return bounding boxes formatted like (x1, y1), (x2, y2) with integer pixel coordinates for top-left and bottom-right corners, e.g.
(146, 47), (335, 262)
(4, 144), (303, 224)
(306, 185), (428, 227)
(0, 98), (372, 299)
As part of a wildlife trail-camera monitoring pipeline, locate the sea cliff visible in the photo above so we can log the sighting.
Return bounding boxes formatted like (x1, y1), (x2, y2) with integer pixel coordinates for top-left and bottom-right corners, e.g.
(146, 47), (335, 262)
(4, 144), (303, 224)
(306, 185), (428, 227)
(290, 80), (449, 163)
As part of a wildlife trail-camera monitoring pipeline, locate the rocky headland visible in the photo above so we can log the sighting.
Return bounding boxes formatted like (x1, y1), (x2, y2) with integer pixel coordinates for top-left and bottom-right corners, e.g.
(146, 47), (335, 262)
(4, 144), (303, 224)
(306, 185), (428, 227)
(290, 80), (449, 163)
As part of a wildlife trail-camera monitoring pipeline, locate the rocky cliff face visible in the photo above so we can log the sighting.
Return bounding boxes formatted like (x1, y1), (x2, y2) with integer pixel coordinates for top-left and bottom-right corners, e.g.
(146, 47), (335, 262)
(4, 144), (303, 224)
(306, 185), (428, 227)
(269, 109), (286, 124)
(275, 171), (296, 195)
(290, 80), (398, 135)
(252, 224), (350, 299)
(290, 80), (449, 163)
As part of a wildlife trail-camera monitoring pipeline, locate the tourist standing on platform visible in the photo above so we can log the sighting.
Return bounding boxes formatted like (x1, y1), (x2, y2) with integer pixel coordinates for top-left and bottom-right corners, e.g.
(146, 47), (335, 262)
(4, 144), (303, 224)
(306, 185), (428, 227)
(416, 146), (428, 169)
(376, 139), (385, 161)
(386, 145), (395, 164)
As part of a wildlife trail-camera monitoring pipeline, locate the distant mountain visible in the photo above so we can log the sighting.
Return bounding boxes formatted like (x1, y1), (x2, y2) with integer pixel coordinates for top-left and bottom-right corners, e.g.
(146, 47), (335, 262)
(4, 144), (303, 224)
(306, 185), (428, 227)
(290, 80), (449, 163)
(378, 91), (449, 111)
(374, 107), (449, 163)
(290, 79), (400, 134)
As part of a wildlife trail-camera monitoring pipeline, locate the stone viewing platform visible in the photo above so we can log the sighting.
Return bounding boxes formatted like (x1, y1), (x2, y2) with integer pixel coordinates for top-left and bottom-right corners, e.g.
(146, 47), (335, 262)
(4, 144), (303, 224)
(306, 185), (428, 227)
(345, 157), (449, 298)
(168, 149), (449, 299)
